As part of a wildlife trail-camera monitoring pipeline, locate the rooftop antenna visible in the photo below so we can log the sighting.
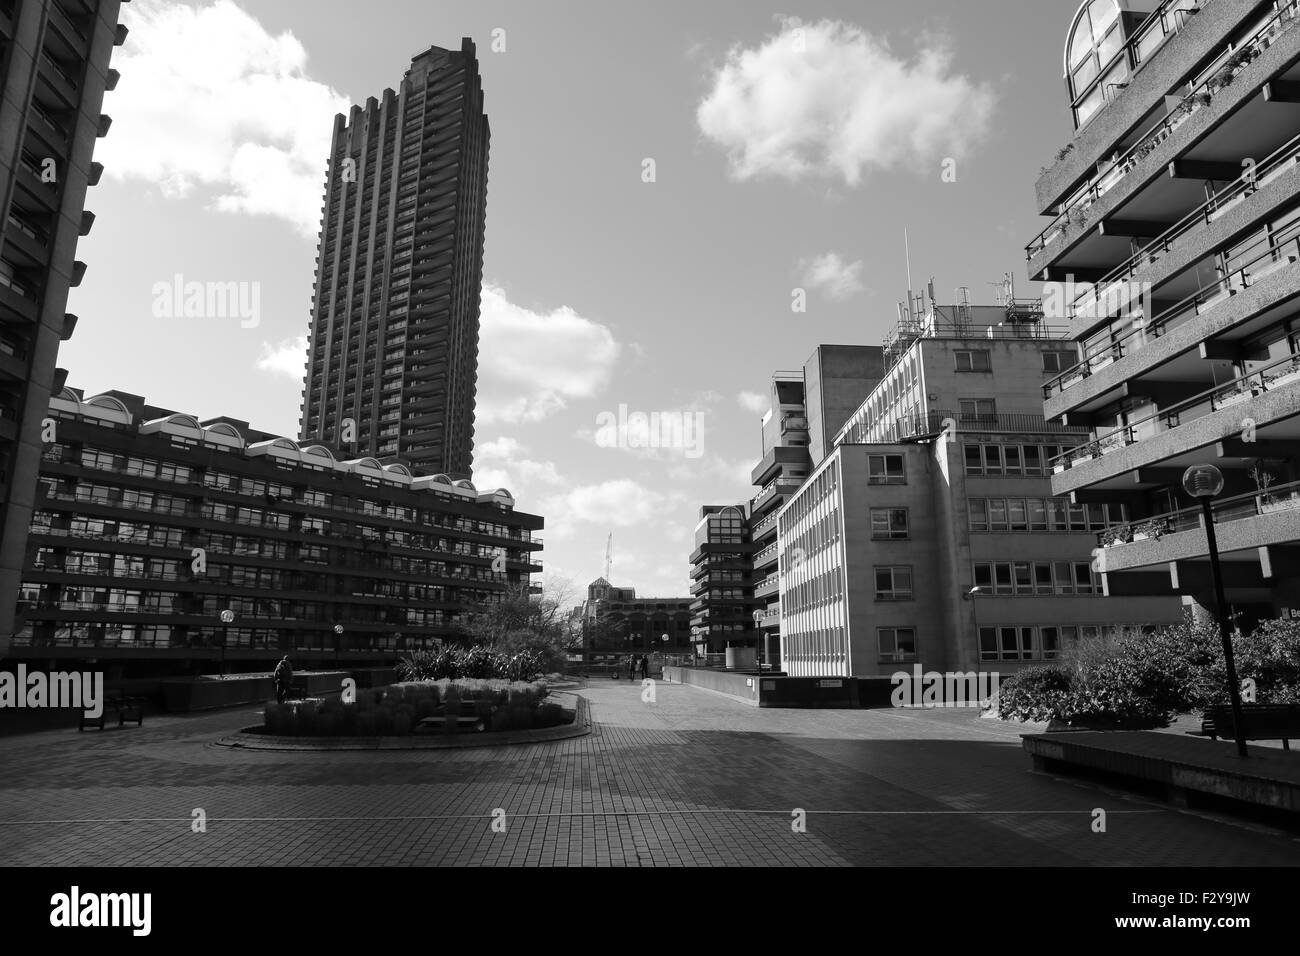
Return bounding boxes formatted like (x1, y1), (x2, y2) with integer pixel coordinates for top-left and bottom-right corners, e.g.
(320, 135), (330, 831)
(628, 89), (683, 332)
(905, 229), (914, 320)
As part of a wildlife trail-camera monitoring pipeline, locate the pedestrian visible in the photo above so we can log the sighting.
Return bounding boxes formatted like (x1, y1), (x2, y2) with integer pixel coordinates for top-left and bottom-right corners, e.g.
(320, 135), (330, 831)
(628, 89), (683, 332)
(638, 655), (649, 680)
(627, 654), (636, 681)
(273, 654), (293, 704)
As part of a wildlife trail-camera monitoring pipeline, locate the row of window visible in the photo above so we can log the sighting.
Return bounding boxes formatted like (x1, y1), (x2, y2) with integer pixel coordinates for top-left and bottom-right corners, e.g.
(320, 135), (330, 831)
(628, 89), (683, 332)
(963, 443), (1071, 477)
(879, 623), (1132, 663)
(973, 561), (1098, 596)
(953, 349), (1077, 373)
(969, 498), (1126, 533)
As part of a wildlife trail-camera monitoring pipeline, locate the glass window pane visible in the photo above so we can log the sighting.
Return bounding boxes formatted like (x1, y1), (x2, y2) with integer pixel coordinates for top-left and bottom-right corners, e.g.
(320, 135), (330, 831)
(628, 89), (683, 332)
(965, 444), (982, 475)
(990, 499), (1008, 531)
(1009, 499), (1028, 531)
(969, 498), (989, 532)
(1029, 499), (1048, 531)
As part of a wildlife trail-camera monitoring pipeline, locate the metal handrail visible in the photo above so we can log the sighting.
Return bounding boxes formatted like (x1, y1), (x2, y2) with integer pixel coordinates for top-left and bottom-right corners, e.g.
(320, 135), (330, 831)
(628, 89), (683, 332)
(1097, 477), (1300, 545)
(1059, 128), (1300, 322)
(1053, 349), (1300, 469)
(1044, 233), (1300, 399)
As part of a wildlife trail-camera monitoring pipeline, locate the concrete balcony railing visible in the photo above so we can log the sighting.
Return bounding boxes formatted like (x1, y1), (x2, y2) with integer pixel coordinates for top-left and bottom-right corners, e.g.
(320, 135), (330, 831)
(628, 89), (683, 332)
(753, 574), (779, 598)
(1035, 0), (1241, 214)
(1044, 235), (1300, 418)
(1095, 478), (1300, 573)
(1050, 360), (1300, 494)
(1054, 128), (1300, 330)
(1029, 0), (1300, 279)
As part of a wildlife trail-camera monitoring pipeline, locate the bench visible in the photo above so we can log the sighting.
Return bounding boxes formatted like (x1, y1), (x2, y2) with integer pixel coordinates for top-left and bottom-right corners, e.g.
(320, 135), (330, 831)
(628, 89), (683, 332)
(415, 700), (490, 733)
(1201, 703), (1300, 749)
(79, 693), (146, 731)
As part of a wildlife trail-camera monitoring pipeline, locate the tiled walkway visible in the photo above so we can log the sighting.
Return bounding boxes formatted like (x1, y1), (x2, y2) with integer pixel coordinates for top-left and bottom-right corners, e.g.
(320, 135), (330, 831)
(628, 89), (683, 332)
(1, 680), (1297, 866)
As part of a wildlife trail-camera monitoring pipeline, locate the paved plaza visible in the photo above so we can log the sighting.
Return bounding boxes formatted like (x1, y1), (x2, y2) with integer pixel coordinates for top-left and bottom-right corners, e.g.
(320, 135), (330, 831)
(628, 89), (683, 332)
(1, 680), (1297, 866)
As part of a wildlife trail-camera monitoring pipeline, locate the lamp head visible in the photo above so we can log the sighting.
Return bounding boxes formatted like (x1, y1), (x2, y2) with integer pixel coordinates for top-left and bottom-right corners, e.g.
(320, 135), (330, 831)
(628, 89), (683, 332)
(1183, 464), (1224, 499)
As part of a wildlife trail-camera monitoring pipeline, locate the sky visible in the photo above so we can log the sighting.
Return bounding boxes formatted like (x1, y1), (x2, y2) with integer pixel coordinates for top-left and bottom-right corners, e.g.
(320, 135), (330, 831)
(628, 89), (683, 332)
(64, 0), (1087, 600)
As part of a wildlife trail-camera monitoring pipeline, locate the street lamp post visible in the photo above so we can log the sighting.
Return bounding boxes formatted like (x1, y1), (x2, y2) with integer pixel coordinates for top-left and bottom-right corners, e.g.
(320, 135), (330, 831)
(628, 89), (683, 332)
(965, 586), (987, 694)
(660, 632), (669, 674)
(333, 623), (344, 669)
(753, 609), (764, 673)
(1183, 464), (1249, 758)
(218, 608), (234, 676)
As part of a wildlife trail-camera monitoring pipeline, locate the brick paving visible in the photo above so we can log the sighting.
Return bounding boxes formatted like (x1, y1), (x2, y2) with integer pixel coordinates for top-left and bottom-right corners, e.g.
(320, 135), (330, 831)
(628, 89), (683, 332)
(0, 680), (1297, 866)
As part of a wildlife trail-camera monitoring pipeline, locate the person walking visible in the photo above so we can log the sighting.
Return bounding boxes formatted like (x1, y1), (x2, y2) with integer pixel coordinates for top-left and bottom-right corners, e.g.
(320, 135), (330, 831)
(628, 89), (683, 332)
(626, 654), (636, 682)
(273, 655), (294, 704)
(638, 655), (649, 680)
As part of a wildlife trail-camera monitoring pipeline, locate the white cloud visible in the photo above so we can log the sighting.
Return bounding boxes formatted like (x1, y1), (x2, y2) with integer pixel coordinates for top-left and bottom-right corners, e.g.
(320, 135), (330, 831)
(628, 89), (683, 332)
(472, 437), (564, 491)
(737, 390), (768, 414)
(697, 18), (995, 185)
(100, 0), (349, 237)
(540, 480), (681, 540)
(800, 251), (865, 301)
(255, 335), (307, 378)
(477, 283), (621, 425)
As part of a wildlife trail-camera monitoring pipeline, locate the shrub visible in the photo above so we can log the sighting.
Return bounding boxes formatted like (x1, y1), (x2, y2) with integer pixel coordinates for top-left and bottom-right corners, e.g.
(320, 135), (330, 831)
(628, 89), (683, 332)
(997, 665), (1072, 722)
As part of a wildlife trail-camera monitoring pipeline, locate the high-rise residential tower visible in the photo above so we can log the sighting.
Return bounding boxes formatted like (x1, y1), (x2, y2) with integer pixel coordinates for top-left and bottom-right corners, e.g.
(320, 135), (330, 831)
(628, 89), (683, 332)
(1031, 0), (1300, 628)
(0, 0), (128, 651)
(300, 39), (489, 479)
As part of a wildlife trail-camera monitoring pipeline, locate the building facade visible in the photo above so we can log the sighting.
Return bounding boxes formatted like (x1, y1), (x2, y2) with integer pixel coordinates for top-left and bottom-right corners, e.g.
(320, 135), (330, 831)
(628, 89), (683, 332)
(299, 39), (489, 479)
(0, 0), (127, 651)
(1031, 0), (1300, 627)
(776, 298), (1184, 677)
(580, 577), (692, 655)
(11, 387), (541, 674)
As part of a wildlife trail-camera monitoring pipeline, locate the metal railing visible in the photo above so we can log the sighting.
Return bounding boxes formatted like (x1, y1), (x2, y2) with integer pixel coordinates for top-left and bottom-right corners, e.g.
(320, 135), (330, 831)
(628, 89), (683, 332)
(1058, 129), (1300, 323)
(1097, 477), (1300, 546)
(1052, 350), (1300, 470)
(1028, 0), (1297, 260)
(1044, 233), (1300, 400)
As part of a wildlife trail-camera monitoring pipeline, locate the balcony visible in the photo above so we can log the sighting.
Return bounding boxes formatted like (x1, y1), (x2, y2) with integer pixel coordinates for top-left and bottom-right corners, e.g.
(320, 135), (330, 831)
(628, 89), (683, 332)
(1030, 0), (1300, 279)
(753, 574), (779, 598)
(750, 476), (801, 513)
(1051, 351), (1300, 492)
(1095, 477), (1300, 575)
(1053, 129), (1300, 328)
(1044, 233), (1300, 415)
(753, 541), (779, 570)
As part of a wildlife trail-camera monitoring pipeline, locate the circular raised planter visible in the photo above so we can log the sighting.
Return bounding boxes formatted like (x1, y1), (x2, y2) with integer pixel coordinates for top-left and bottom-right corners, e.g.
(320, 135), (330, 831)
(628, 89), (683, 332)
(213, 692), (590, 751)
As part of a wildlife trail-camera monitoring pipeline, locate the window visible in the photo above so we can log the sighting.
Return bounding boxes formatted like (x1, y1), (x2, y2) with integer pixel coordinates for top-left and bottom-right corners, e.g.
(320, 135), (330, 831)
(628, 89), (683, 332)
(875, 566), (913, 601)
(989, 499), (1009, 532)
(982, 444), (1003, 476)
(964, 444), (983, 476)
(954, 350), (992, 372)
(878, 627), (917, 662)
(959, 399), (996, 422)
(870, 508), (909, 539)
(1043, 350), (1075, 372)
(968, 498), (989, 532)
(868, 454), (905, 485)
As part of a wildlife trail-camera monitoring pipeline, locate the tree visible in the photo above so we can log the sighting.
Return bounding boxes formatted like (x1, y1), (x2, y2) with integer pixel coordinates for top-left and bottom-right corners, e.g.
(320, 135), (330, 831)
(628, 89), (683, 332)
(462, 576), (580, 673)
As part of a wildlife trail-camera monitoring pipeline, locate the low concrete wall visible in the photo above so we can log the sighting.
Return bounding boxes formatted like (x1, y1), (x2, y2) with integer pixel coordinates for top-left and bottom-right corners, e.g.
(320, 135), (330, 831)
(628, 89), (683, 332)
(662, 668), (900, 709)
(661, 667), (758, 705)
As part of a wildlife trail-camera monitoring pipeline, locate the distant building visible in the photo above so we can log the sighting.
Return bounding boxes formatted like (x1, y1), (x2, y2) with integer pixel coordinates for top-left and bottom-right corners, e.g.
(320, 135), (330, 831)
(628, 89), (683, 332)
(300, 40), (490, 479)
(12, 387), (541, 674)
(776, 295), (1184, 677)
(1031, 0), (1300, 628)
(0, 0), (128, 651)
(580, 577), (691, 654)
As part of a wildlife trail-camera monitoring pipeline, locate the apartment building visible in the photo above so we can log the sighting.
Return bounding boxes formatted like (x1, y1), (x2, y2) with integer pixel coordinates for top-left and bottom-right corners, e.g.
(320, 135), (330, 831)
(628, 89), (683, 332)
(0, 0), (127, 650)
(300, 39), (489, 479)
(1032, 0), (1300, 627)
(776, 297), (1184, 677)
(580, 577), (692, 654)
(11, 387), (541, 674)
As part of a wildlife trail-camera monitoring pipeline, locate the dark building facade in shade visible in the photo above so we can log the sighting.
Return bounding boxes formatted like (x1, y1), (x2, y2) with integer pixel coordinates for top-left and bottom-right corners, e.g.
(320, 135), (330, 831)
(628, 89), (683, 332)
(0, 0), (127, 651)
(579, 577), (692, 654)
(299, 39), (488, 479)
(1031, 0), (1300, 626)
(10, 387), (541, 672)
